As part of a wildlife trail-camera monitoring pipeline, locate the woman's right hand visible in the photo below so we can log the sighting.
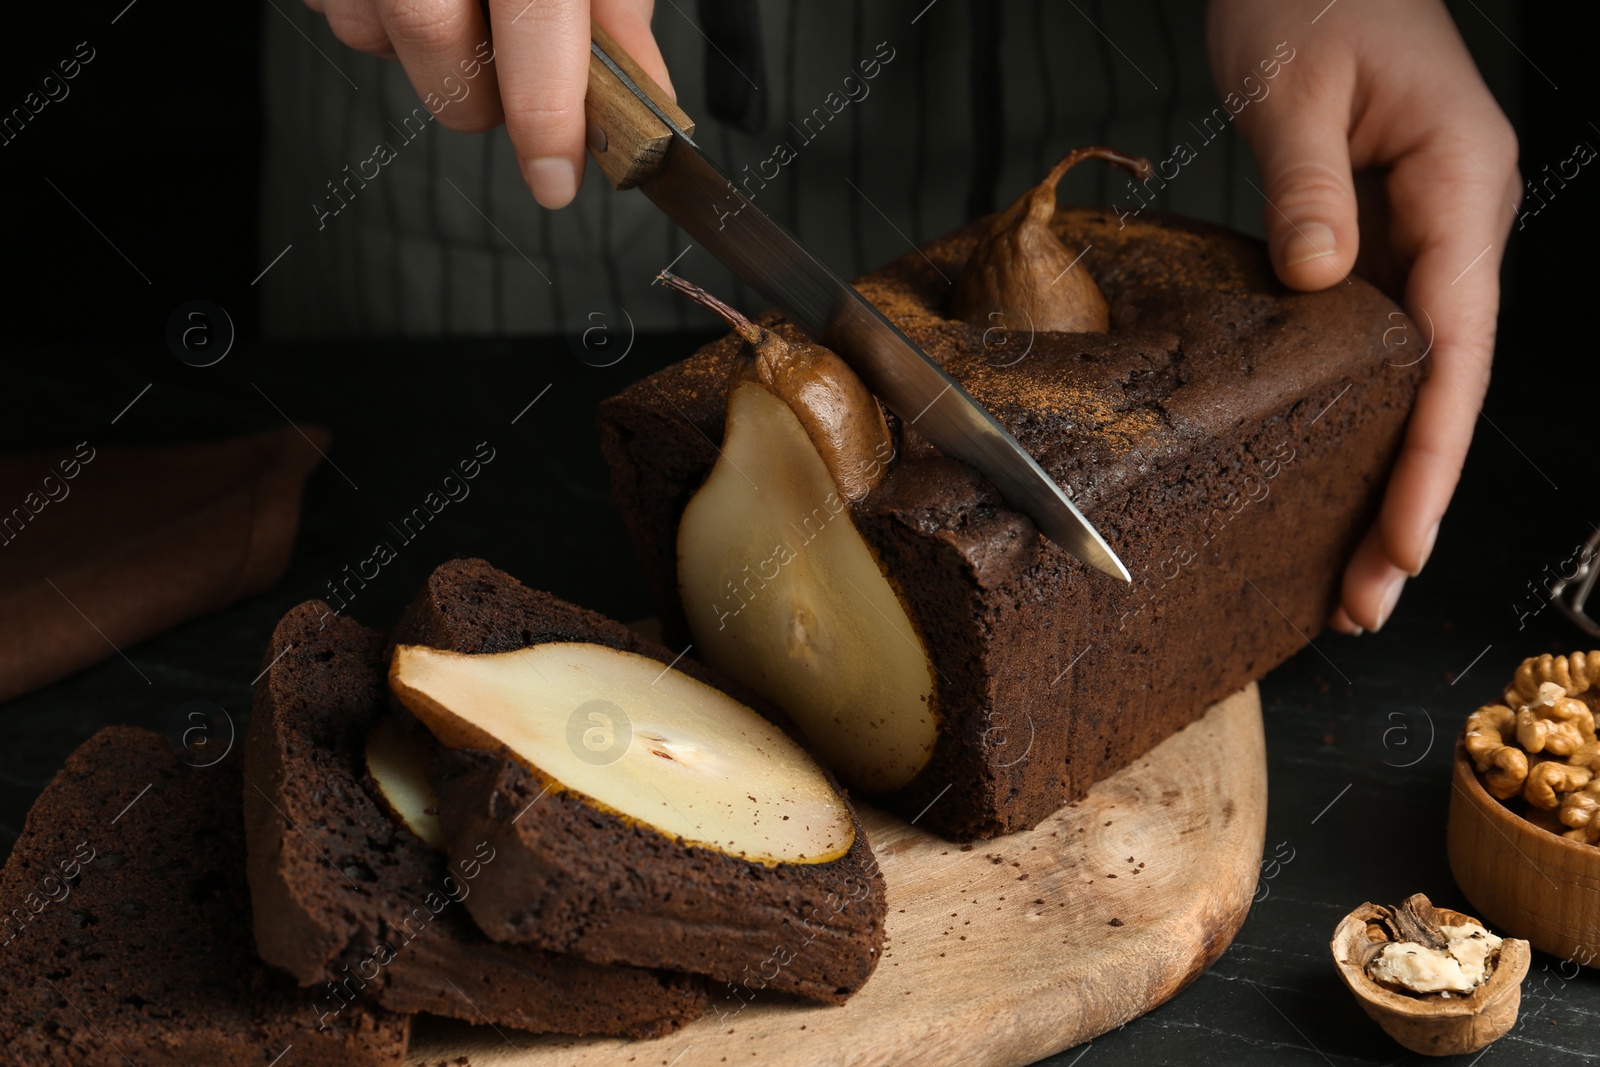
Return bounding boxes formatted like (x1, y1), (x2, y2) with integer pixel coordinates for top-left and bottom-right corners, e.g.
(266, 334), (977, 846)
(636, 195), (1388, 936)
(305, 0), (673, 208)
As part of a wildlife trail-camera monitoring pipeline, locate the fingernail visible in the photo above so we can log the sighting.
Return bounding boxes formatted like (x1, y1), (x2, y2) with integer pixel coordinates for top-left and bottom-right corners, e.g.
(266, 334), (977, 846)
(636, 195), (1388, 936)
(523, 157), (577, 209)
(1328, 607), (1361, 636)
(1283, 222), (1338, 267)
(1374, 573), (1406, 631)
(1411, 521), (1440, 577)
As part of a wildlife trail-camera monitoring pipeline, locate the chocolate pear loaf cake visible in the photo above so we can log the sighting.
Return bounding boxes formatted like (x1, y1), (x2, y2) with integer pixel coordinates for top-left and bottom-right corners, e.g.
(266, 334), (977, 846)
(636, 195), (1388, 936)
(0, 726), (411, 1066)
(242, 601), (708, 1037)
(599, 203), (1422, 840)
(390, 558), (887, 1005)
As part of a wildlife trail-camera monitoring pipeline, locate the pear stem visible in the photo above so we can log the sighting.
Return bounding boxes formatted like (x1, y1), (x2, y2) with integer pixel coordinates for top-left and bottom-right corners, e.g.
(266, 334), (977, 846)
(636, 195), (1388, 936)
(1041, 146), (1154, 194)
(656, 271), (766, 348)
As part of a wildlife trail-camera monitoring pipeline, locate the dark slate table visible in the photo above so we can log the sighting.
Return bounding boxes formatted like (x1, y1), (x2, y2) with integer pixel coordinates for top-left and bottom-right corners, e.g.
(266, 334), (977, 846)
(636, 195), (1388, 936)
(2, 323), (1594, 1065)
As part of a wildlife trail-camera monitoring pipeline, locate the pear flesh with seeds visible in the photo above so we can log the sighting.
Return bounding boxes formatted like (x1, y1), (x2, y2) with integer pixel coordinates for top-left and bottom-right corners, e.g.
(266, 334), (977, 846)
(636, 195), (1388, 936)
(389, 641), (855, 865)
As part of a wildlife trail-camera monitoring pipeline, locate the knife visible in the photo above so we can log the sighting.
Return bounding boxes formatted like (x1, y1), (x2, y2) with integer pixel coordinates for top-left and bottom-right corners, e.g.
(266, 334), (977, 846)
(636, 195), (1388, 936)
(582, 25), (1131, 583)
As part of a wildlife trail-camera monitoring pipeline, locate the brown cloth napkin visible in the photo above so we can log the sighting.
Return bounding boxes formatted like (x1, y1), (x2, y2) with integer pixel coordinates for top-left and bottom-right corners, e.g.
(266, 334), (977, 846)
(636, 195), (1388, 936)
(0, 426), (329, 704)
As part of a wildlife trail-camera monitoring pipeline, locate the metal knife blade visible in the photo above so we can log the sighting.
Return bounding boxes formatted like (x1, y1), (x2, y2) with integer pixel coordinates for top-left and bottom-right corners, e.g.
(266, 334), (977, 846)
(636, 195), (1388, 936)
(591, 41), (1130, 582)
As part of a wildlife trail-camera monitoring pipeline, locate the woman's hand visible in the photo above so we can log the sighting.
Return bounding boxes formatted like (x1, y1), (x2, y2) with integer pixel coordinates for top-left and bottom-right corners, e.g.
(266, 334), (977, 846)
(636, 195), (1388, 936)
(1207, 0), (1520, 633)
(305, 0), (672, 208)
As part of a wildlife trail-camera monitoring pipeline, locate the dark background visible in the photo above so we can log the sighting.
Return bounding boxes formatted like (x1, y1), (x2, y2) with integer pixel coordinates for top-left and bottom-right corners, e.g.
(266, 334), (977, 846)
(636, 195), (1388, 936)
(2, 2), (1592, 345)
(2, 2), (1597, 1065)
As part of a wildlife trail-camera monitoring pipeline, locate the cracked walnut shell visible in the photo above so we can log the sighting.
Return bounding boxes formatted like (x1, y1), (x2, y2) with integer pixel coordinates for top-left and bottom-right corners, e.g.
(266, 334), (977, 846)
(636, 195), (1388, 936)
(1332, 895), (1529, 1056)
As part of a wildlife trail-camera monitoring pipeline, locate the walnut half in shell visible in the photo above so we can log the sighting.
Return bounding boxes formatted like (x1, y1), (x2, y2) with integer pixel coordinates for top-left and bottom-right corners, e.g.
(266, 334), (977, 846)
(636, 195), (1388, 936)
(1331, 894), (1529, 1056)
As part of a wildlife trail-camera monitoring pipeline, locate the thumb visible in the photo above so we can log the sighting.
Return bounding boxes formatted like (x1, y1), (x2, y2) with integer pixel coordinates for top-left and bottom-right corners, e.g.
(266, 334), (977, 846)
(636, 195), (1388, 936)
(1240, 101), (1360, 290)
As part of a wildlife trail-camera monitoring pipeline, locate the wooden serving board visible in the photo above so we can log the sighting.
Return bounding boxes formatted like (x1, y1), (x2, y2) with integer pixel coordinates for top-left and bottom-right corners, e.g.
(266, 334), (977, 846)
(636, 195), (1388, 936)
(407, 685), (1265, 1067)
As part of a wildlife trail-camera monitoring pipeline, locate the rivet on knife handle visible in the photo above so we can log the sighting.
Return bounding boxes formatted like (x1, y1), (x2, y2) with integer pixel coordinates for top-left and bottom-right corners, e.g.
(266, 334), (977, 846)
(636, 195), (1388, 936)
(585, 25), (696, 189)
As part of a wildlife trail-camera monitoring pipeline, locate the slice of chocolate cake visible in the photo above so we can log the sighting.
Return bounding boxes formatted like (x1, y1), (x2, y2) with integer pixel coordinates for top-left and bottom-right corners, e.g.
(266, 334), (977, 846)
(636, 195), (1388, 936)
(242, 601), (708, 1037)
(0, 726), (410, 1066)
(599, 206), (1422, 840)
(389, 558), (887, 1005)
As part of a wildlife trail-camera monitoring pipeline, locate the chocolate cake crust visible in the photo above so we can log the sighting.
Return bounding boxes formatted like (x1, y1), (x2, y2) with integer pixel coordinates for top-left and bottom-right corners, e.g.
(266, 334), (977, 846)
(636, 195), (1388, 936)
(393, 558), (887, 1005)
(600, 207), (1421, 839)
(0, 726), (410, 1066)
(243, 601), (708, 1037)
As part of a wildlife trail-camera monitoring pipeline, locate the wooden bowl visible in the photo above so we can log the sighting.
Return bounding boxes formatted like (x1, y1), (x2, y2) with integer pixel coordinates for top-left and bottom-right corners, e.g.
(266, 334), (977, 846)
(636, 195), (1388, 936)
(1447, 738), (1600, 966)
(1331, 899), (1530, 1056)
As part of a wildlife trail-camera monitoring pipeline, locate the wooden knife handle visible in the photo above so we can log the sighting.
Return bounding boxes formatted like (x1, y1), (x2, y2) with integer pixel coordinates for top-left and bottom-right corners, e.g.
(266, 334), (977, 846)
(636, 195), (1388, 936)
(585, 23), (696, 189)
